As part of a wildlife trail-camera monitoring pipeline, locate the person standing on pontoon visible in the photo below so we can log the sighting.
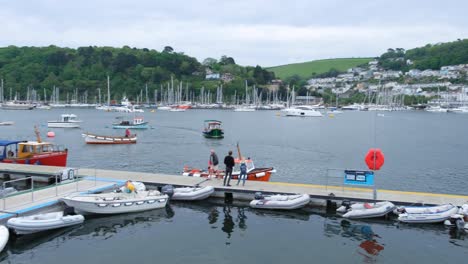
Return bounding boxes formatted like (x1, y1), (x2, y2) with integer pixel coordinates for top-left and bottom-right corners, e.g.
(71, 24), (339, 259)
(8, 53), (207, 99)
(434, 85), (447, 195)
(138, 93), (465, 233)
(237, 160), (247, 186)
(125, 128), (131, 138)
(223, 151), (235, 186)
(209, 149), (219, 178)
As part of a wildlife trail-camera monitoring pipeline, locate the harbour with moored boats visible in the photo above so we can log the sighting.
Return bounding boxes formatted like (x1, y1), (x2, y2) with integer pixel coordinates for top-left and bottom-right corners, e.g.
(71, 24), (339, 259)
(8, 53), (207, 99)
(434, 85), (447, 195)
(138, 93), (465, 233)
(0, 108), (467, 263)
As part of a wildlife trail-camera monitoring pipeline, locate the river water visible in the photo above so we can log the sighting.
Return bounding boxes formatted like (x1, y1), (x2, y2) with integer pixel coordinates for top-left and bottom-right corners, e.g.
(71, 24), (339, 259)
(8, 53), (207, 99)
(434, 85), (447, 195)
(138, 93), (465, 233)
(0, 108), (467, 263)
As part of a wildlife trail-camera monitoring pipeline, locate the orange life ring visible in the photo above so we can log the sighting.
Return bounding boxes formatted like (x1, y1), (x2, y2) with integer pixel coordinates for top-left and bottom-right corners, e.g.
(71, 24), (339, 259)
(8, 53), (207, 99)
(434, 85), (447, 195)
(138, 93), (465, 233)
(365, 148), (385, 170)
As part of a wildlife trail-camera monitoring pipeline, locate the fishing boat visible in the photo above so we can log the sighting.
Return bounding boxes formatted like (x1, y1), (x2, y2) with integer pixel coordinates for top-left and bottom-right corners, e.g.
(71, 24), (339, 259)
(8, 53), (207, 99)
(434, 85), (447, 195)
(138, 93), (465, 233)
(0, 127), (68, 166)
(171, 186), (215, 201)
(61, 190), (169, 215)
(48, 114), (82, 128)
(395, 204), (459, 224)
(82, 133), (137, 144)
(337, 201), (395, 219)
(112, 116), (149, 129)
(203, 120), (224, 139)
(250, 193), (310, 210)
(0, 226), (8, 252)
(0, 121), (14, 126)
(7, 211), (84, 235)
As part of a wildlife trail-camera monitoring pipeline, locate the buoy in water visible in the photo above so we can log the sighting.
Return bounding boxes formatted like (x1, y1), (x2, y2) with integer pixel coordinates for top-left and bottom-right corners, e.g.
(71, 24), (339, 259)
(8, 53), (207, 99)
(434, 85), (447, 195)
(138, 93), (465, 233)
(275, 112), (281, 116)
(47, 131), (55, 137)
(329, 113), (334, 118)
(151, 109), (155, 113)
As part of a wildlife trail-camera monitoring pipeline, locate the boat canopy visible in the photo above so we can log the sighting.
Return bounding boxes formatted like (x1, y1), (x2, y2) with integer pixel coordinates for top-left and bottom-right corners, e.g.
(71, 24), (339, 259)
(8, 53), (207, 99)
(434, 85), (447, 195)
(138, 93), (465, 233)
(0, 140), (25, 147)
(204, 120), (222, 124)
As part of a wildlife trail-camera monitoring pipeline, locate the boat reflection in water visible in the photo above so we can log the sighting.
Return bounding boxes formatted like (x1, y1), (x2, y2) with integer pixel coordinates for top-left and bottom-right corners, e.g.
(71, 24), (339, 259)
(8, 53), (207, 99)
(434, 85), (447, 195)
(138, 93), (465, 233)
(324, 219), (385, 261)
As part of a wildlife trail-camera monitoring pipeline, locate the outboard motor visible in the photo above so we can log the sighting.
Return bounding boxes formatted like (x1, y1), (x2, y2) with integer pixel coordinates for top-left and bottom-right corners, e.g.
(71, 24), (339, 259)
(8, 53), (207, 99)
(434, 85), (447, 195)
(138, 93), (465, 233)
(63, 206), (76, 216)
(444, 214), (465, 229)
(337, 200), (352, 213)
(161, 185), (174, 198)
(254, 192), (264, 200)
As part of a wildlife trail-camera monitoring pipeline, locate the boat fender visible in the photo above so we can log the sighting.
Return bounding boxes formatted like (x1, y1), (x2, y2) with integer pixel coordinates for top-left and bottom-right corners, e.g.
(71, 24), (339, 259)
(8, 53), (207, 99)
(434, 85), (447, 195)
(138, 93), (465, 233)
(161, 185), (174, 198)
(254, 192), (264, 200)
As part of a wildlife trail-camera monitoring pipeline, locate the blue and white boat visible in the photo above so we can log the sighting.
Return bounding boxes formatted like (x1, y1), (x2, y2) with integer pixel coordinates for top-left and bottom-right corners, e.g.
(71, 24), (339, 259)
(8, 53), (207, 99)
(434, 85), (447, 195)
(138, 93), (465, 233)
(112, 117), (149, 129)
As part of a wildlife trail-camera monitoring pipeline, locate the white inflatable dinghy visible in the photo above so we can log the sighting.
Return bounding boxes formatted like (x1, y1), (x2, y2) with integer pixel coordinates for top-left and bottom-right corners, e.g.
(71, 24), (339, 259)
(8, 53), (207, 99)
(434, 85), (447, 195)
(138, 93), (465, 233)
(397, 204), (459, 224)
(7, 211), (84, 235)
(338, 201), (395, 219)
(172, 186), (214, 201)
(0, 225), (8, 252)
(250, 193), (310, 210)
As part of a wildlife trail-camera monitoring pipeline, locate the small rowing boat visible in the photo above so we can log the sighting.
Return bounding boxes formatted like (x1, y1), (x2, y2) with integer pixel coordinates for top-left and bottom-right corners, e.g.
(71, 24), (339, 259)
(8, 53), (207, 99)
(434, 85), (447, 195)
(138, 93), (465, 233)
(82, 133), (137, 144)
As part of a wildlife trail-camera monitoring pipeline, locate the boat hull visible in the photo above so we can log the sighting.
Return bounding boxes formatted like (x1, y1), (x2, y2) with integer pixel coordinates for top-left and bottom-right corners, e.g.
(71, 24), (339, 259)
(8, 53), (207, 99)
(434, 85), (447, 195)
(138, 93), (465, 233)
(0, 226), (8, 253)
(172, 186), (215, 201)
(112, 123), (149, 129)
(1, 152), (68, 167)
(250, 194), (310, 210)
(397, 205), (459, 223)
(7, 212), (84, 235)
(82, 133), (137, 144)
(61, 192), (168, 215)
(203, 129), (224, 139)
(182, 167), (273, 182)
(48, 122), (81, 128)
(340, 202), (395, 219)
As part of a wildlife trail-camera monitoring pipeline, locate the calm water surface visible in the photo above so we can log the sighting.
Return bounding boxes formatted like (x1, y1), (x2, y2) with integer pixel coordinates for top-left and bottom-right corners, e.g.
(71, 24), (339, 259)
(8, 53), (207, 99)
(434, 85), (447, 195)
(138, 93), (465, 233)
(0, 109), (467, 263)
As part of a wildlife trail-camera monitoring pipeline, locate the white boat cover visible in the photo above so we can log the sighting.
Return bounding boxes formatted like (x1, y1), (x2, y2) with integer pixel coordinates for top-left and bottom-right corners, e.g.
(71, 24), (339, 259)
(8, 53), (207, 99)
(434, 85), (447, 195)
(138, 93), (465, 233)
(0, 226), (8, 253)
(61, 190), (168, 215)
(398, 205), (459, 223)
(7, 211), (84, 235)
(172, 186), (214, 201)
(340, 201), (395, 219)
(250, 194), (310, 210)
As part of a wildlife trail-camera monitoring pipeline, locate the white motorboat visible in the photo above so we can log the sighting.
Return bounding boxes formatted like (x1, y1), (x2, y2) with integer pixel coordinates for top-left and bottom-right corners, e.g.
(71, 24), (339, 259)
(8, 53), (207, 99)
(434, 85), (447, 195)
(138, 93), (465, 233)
(157, 106), (172, 111)
(0, 121), (14, 126)
(396, 204), (459, 224)
(61, 190), (169, 215)
(7, 211), (84, 235)
(425, 106), (448, 113)
(0, 225), (8, 252)
(249, 193), (310, 210)
(337, 201), (395, 219)
(48, 114), (82, 128)
(171, 186), (215, 201)
(282, 106), (323, 117)
(234, 107), (256, 112)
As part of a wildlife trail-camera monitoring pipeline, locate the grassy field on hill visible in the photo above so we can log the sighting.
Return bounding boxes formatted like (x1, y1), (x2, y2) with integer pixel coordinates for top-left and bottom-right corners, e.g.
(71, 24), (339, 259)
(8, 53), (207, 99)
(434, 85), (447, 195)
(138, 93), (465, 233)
(268, 58), (374, 79)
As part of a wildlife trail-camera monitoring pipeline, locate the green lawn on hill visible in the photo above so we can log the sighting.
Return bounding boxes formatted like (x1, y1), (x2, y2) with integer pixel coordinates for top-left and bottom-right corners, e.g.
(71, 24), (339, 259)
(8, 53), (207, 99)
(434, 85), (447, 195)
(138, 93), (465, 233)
(268, 58), (373, 79)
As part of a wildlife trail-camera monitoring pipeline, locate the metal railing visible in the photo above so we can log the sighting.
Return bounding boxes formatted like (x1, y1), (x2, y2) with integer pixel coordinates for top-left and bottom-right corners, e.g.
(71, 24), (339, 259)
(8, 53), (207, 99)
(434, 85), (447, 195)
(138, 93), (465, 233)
(0, 168), (95, 211)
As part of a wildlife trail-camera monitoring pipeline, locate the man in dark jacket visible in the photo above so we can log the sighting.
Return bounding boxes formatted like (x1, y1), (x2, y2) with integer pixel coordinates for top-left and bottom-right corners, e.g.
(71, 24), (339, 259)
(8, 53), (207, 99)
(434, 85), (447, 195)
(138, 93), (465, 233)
(223, 150), (235, 186)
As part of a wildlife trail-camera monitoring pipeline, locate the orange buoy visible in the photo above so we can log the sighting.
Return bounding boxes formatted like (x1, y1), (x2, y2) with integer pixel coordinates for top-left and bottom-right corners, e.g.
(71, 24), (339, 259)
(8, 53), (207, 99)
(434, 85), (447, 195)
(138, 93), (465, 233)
(47, 131), (55, 137)
(365, 148), (384, 170)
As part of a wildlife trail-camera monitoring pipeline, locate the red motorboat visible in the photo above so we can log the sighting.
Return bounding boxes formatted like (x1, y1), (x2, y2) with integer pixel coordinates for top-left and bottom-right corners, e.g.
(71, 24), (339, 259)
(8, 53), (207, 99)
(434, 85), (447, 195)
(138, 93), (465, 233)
(0, 127), (68, 167)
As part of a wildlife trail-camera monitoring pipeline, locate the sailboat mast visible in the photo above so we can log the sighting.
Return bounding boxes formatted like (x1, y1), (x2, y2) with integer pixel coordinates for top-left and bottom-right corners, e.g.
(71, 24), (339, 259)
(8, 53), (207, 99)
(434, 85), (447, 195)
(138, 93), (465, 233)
(107, 75), (110, 106)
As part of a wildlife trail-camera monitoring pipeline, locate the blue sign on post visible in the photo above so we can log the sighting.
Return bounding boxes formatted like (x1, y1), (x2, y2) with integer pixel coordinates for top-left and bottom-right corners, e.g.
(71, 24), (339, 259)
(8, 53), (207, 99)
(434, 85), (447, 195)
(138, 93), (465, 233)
(344, 170), (374, 186)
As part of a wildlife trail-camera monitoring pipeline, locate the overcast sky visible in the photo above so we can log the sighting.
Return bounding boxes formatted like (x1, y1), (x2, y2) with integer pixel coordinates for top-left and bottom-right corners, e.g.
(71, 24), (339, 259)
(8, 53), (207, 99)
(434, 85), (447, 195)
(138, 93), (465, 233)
(1, 0), (467, 67)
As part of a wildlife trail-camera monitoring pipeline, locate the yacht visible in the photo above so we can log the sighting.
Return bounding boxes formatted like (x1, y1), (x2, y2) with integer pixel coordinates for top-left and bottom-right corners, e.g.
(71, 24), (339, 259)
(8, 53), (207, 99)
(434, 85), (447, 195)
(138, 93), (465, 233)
(282, 106), (323, 117)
